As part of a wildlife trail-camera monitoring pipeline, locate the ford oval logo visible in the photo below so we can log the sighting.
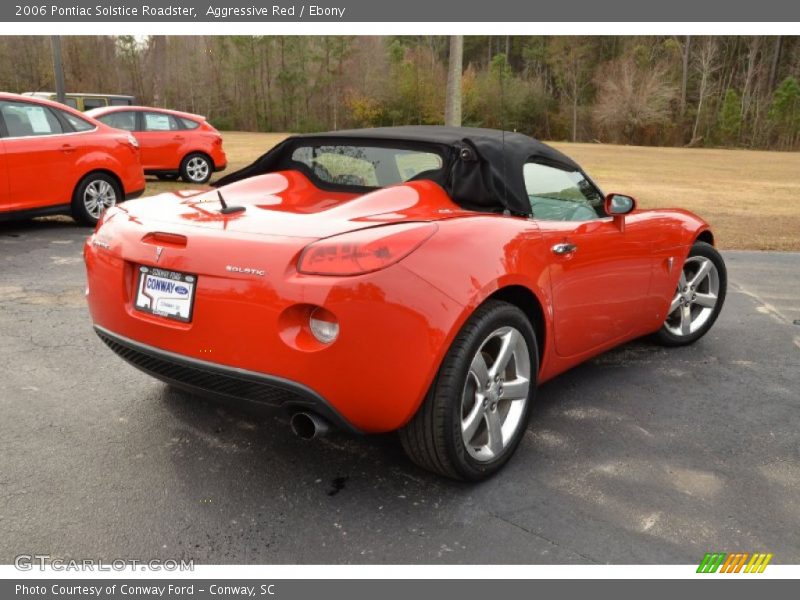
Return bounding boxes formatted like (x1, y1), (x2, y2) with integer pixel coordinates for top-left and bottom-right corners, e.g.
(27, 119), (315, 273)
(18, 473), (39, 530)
(174, 285), (189, 295)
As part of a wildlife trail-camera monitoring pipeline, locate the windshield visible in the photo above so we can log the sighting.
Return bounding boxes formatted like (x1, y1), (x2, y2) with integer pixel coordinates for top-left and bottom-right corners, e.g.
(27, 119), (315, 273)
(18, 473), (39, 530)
(290, 144), (444, 189)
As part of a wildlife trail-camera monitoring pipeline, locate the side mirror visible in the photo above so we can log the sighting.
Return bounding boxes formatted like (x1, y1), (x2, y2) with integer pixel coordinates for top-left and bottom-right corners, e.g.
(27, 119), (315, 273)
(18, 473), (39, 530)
(604, 193), (636, 232)
(604, 193), (637, 215)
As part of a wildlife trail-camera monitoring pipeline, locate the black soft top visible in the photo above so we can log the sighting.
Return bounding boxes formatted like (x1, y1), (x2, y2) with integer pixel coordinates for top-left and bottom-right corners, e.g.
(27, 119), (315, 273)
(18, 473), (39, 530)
(213, 126), (582, 215)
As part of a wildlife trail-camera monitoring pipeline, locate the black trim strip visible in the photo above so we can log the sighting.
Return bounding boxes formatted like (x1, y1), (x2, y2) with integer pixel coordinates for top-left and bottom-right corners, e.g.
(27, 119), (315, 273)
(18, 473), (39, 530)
(144, 162), (225, 177)
(144, 169), (179, 176)
(93, 325), (360, 433)
(0, 203), (71, 222)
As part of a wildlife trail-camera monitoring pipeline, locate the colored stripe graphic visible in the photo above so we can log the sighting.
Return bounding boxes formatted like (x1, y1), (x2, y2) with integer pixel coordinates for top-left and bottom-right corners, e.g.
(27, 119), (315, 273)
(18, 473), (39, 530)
(720, 553), (749, 573)
(719, 554), (733, 573)
(759, 554), (774, 573)
(733, 553), (749, 573)
(697, 552), (772, 573)
(697, 553), (726, 573)
(744, 553), (773, 573)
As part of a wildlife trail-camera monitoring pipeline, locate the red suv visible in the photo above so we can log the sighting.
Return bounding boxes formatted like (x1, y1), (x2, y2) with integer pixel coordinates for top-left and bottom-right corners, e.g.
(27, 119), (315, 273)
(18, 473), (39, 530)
(0, 92), (145, 225)
(87, 106), (227, 184)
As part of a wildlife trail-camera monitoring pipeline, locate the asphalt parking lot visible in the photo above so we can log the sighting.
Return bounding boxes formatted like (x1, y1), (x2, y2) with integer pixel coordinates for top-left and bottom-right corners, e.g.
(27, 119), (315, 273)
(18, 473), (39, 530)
(1, 219), (798, 564)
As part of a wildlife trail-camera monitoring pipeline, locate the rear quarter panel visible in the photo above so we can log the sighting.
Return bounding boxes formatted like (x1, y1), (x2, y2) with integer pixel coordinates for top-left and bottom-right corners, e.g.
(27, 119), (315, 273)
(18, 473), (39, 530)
(179, 130), (226, 169)
(73, 132), (144, 195)
(400, 215), (555, 384)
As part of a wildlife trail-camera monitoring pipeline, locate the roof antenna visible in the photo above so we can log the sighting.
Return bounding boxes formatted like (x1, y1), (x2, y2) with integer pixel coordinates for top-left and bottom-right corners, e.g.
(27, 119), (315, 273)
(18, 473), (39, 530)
(217, 190), (245, 215)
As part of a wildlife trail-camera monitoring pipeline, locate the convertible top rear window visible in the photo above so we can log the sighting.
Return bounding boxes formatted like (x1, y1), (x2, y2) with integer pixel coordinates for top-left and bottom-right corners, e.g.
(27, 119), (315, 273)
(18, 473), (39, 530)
(290, 144), (444, 189)
(214, 127), (590, 216)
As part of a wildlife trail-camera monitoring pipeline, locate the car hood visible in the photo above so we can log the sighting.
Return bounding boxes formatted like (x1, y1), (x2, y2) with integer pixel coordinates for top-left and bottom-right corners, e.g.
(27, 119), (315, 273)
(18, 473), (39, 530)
(117, 171), (471, 239)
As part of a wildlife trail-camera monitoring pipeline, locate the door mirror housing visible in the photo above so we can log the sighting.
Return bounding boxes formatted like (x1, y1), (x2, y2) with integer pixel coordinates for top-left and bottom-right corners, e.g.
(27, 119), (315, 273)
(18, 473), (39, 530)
(604, 193), (637, 215)
(604, 193), (636, 231)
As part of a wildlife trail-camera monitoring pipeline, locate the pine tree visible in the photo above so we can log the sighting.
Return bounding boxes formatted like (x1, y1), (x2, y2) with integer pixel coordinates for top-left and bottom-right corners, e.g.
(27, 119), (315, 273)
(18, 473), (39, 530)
(768, 76), (800, 149)
(718, 88), (742, 144)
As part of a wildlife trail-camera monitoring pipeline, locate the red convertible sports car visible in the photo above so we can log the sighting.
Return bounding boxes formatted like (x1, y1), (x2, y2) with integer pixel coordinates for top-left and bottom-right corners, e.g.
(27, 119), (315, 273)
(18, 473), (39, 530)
(84, 127), (726, 480)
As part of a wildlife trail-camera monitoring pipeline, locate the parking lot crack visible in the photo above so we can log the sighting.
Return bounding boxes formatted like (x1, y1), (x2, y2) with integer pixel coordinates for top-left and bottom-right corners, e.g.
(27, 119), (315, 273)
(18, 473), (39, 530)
(490, 512), (600, 564)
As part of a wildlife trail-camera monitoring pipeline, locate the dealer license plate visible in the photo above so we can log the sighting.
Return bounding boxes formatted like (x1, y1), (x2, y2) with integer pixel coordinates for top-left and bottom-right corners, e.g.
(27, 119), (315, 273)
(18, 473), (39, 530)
(134, 266), (197, 323)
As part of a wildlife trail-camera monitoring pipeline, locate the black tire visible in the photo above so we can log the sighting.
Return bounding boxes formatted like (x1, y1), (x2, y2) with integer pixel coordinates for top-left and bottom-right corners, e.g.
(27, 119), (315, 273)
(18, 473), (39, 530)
(399, 300), (538, 481)
(70, 172), (121, 226)
(179, 152), (213, 184)
(156, 173), (179, 181)
(653, 241), (727, 347)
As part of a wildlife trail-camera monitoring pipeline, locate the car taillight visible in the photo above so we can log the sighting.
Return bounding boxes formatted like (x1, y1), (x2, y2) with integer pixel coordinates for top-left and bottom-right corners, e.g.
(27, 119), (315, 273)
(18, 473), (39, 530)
(297, 222), (437, 276)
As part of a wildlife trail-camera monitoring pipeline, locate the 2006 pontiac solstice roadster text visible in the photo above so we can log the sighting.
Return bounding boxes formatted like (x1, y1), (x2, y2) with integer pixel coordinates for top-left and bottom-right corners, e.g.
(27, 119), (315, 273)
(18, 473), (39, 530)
(17, 5), (346, 19)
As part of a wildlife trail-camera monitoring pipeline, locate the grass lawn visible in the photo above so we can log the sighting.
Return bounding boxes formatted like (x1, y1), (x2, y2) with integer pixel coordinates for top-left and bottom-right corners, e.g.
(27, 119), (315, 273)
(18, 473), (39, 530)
(143, 131), (800, 251)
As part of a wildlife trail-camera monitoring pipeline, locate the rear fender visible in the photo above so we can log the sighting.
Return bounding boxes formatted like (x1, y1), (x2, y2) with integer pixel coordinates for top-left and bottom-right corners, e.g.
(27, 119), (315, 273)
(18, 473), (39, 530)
(398, 216), (554, 413)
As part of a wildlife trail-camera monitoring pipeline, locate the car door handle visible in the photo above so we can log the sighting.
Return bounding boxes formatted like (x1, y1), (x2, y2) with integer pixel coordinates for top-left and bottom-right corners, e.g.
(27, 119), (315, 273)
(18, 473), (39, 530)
(552, 242), (578, 255)
(60, 144), (76, 153)
(173, 135), (185, 141)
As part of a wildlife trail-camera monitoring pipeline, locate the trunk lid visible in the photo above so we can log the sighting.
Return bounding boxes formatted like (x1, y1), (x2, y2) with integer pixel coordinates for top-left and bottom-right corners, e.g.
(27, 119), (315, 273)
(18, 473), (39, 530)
(116, 171), (467, 239)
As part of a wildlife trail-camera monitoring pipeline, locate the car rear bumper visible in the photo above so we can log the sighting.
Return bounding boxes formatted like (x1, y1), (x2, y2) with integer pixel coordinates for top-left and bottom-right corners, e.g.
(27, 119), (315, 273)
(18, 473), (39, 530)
(94, 325), (360, 432)
(84, 229), (465, 432)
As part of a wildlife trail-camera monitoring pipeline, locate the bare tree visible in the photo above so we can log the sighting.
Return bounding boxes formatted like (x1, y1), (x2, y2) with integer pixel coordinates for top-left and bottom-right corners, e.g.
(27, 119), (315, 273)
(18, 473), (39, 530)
(691, 38), (719, 144)
(150, 36), (167, 106)
(741, 37), (762, 130)
(445, 35), (463, 127)
(593, 57), (677, 144)
(549, 38), (593, 142)
(680, 35), (691, 115)
(769, 36), (782, 90)
(1, 34), (797, 150)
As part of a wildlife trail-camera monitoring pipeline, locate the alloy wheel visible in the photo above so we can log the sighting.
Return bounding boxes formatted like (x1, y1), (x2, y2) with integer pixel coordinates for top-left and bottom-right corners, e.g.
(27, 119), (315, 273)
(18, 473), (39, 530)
(664, 256), (720, 337)
(186, 156), (210, 182)
(83, 179), (117, 219)
(461, 326), (531, 462)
